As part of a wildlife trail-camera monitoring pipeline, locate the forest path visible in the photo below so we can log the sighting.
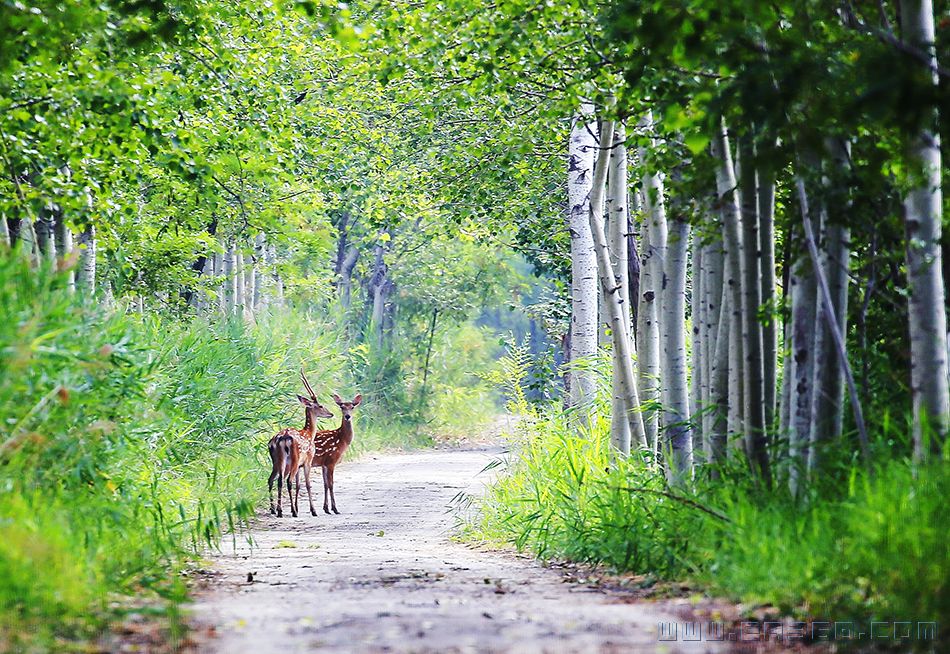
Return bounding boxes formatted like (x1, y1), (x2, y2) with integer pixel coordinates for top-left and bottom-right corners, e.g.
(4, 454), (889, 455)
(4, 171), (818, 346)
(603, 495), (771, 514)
(189, 446), (723, 653)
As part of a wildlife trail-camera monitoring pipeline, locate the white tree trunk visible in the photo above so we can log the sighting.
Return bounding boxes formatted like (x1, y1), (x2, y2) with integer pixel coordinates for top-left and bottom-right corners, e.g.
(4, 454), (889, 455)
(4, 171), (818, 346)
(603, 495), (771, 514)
(900, 0), (949, 457)
(703, 237), (727, 464)
(567, 105), (599, 413)
(737, 138), (770, 482)
(691, 237), (705, 457)
(608, 121), (633, 452)
(637, 111), (667, 454)
(662, 212), (694, 482)
(77, 224), (96, 296)
(757, 170), (777, 426)
(711, 122), (744, 452)
(253, 233), (266, 311)
(0, 216), (10, 248)
(789, 173), (820, 496)
(588, 120), (647, 453)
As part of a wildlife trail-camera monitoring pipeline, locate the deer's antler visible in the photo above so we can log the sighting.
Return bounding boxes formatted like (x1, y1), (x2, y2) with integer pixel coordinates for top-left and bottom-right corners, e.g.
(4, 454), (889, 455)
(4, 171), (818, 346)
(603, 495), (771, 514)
(300, 366), (317, 400)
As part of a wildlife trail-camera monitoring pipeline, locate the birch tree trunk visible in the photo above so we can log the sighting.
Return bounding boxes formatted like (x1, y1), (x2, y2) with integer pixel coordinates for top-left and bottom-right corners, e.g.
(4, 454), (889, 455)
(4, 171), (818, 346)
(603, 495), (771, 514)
(0, 217), (9, 248)
(77, 224), (95, 296)
(703, 238), (727, 464)
(53, 210), (74, 293)
(737, 137), (770, 483)
(757, 169), (777, 426)
(711, 122), (744, 456)
(36, 211), (56, 264)
(607, 121), (633, 451)
(567, 106), (599, 413)
(253, 233), (265, 312)
(789, 176), (820, 496)
(662, 210), (694, 481)
(637, 111), (667, 453)
(900, 0), (949, 457)
(691, 238), (705, 456)
(589, 120), (647, 453)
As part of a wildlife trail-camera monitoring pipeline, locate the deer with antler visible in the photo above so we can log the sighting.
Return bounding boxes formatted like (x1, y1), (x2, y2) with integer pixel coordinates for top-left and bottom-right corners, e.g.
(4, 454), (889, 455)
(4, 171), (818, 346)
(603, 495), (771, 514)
(267, 369), (334, 518)
(310, 393), (362, 514)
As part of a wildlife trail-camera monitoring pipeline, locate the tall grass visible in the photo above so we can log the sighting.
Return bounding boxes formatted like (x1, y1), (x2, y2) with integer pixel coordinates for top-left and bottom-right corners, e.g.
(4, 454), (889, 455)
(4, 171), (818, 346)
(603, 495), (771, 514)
(0, 252), (491, 649)
(469, 351), (949, 647)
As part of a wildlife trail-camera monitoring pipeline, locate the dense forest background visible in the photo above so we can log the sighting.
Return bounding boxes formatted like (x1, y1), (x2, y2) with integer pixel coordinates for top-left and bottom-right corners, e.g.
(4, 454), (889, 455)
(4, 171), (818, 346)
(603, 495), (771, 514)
(1, 0), (948, 650)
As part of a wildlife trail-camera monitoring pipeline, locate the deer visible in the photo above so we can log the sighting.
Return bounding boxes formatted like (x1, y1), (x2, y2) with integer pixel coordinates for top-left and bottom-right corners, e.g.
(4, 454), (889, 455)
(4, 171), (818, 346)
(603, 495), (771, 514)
(309, 393), (362, 514)
(267, 368), (334, 518)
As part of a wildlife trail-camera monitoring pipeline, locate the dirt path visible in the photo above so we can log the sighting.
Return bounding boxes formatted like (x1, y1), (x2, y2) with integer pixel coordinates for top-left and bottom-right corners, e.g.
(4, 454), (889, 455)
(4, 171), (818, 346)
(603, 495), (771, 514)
(189, 447), (723, 653)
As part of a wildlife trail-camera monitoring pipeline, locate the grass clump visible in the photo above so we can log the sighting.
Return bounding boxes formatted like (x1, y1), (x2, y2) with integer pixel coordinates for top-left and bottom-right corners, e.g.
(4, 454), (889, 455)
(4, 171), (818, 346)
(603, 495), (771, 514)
(470, 402), (949, 646)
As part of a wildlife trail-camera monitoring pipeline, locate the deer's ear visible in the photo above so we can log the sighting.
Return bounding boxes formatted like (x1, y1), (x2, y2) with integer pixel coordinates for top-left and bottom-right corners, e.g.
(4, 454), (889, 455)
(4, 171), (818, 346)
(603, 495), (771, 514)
(297, 395), (310, 405)
(332, 393), (344, 405)
(352, 394), (362, 406)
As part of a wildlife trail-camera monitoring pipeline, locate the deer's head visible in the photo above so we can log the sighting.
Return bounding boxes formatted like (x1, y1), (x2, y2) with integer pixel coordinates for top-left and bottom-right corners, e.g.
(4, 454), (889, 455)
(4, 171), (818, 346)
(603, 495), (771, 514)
(332, 393), (363, 422)
(297, 395), (334, 419)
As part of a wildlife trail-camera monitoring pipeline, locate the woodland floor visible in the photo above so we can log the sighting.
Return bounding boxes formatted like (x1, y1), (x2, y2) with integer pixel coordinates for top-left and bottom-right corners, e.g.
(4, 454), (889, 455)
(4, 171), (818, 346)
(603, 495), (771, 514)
(186, 439), (787, 653)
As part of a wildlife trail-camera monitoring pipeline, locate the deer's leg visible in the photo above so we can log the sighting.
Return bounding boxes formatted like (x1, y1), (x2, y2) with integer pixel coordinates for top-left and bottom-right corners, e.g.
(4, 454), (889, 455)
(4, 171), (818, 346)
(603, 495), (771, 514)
(286, 473), (296, 517)
(294, 469), (303, 517)
(328, 465), (340, 515)
(276, 472), (283, 518)
(304, 463), (318, 516)
(268, 467), (278, 515)
(322, 465), (330, 514)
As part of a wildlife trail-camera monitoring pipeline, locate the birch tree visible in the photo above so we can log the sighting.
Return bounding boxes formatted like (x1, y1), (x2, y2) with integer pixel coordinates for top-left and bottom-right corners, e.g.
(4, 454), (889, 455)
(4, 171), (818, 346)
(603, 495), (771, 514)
(899, 0), (949, 458)
(737, 137), (770, 483)
(710, 124), (743, 458)
(637, 111), (667, 453)
(588, 119), (647, 453)
(662, 205), (694, 481)
(607, 121), (634, 451)
(567, 106), (599, 413)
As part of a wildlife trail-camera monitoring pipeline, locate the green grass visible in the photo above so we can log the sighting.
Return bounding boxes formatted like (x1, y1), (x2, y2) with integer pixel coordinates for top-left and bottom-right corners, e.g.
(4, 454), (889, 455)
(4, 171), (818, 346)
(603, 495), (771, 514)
(469, 405), (949, 647)
(0, 252), (490, 650)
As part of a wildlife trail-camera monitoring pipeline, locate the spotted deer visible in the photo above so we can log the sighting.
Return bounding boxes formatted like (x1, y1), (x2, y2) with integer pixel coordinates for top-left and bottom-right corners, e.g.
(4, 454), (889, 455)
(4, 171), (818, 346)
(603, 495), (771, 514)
(268, 369), (334, 518)
(310, 393), (362, 514)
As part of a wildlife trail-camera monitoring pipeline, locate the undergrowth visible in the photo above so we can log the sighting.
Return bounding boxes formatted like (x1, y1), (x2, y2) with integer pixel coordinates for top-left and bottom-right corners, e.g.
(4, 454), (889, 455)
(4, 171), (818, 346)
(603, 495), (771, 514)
(0, 253), (488, 649)
(468, 350), (948, 650)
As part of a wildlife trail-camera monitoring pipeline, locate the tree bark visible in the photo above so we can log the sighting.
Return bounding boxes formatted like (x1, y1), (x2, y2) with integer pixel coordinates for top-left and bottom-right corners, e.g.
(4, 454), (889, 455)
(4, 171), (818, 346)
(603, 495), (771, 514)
(637, 110), (667, 453)
(253, 233), (266, 311)
(662, 208), (694, 481)
(77, 223), (95, 296)
(567, 105), (599, 413)
(757, 169), (777, 426)
(789, 173), (820, 496)
(702, 238), (727, 465)
(737, 136), (770, 484)
(588, 120), (647, 453)
(607, 121), (633, 451)
(692, 238), (705, 456)
(710, 122), (743, 460)
(900, 0), (949, 458)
